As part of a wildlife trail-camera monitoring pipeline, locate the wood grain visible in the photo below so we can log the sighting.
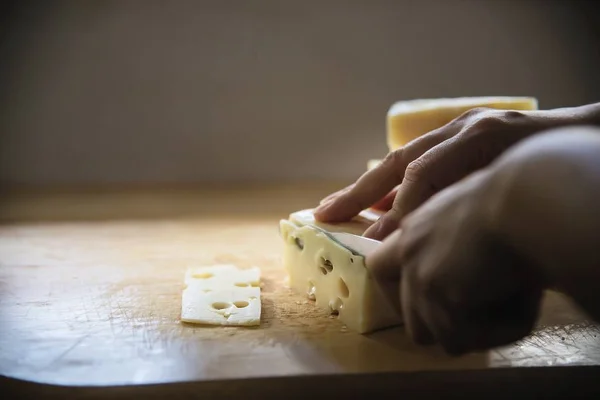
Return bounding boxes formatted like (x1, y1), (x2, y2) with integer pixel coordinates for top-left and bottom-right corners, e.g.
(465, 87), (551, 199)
(1, 184), (599, 388)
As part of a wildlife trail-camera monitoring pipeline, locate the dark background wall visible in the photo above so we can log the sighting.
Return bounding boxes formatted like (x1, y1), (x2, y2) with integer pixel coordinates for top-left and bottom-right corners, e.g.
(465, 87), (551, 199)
(1, 0), (599, 186)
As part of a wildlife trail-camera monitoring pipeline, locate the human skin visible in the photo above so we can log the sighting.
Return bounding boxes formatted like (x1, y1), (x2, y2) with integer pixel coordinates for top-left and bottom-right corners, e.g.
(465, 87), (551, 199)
(365, 127), (600, 354)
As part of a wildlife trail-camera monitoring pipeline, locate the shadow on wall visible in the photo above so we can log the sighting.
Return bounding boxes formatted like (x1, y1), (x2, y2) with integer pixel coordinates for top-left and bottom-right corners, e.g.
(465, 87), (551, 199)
(0, 0), (599, 186)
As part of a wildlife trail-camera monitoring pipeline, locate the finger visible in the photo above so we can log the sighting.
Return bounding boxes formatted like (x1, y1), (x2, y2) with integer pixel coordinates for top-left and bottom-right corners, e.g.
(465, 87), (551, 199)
(367, 211), (430, 273)
(313, 151), (405, 222)
(319, 184), (355, 205)
(389, 122), (515, 224)
(421, 255), (543, 355)
(366, 227), (431, 330)
(385, 134), (474, 225)
(314, 127), (458, 223)
(406, 240), (473, 355)
(363, 210), (402, 240)
(467, 288), (543, 352)
(370, 186), (399, 212)
(469, 318), (535, 353)
(418, 299), (468, 355)
(363, 183), (439, 241)
(366, 229), (404, 313)
(401, 262), (435, 345)
(364, 149), (467, 239)
(368, 233), (428, 340)
(367, 229), (404, 282)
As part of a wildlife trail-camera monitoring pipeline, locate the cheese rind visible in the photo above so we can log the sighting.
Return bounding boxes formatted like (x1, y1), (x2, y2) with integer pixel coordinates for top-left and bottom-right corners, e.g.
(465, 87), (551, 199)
(181, 265), (261, 326)
(280, 210), (401, 334)
(387, 96), (539, 151)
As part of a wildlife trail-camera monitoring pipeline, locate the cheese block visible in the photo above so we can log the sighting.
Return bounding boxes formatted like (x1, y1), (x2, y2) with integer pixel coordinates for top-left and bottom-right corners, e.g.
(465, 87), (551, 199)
(181, 264), (261, 326)
(279, 209), (401, 333)
(387, 96), (539, 151)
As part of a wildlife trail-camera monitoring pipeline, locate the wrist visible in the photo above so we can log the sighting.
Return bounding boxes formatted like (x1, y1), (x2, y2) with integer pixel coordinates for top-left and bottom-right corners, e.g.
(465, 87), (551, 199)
(575, 102), (600, 126)
(485, 127), (600, 291)
(529, 102), (600, 129)
(480, 165), (554, 288)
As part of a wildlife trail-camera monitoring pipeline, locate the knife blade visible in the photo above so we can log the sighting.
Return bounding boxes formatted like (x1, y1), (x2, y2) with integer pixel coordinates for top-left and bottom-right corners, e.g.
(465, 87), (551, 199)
(325, 231), (382, 257)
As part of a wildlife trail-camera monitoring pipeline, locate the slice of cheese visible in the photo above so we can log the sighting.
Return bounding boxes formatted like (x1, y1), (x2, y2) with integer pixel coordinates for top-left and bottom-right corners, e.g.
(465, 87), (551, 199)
(280, 209), (401, 334)
(184, 264), (260, 288)
(387, 96), (539, 151)
(181, 264), (261, 326)
(181, 287), (261, 326)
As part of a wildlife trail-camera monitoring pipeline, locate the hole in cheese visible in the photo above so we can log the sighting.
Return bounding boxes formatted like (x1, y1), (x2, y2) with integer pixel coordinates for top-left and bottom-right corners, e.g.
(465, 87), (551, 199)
(203, 289), (211, 293)
(193, 272), (214, 279)
(234, 300), (249, 308)
(212, 302), (231, 310)
(294, 237), (304, 250)
(235, 282), (249, 287)
(319, 257), (333, 275)
(330, 297), (343, 316)
(307, 281), (316, 300)
(338, 278), (349, 298)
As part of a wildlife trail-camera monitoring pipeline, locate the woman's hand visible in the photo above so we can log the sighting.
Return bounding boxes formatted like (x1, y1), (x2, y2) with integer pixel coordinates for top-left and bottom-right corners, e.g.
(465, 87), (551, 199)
(314, 105), (594, 240)
(366, 126), (600, 355)
(367, 166), (545, 355)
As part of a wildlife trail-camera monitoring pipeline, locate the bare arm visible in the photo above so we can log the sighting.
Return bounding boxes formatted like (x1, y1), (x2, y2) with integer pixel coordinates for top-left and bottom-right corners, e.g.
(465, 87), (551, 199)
(490, 126), (600, 320)
(530, 102), (600, 127)
(365, 126), (600, 354)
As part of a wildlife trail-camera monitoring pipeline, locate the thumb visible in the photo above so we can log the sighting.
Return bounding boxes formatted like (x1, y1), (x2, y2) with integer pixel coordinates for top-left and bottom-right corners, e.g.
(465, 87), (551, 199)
(371, 186), (399, 211)
(367, 228), (404, 281)
(364, 167), (436, 240)
(365, 136), (469, 240)
(363, 209), (402, 240)
(366, 229), (404, 312)
(363, 171), (431, 240)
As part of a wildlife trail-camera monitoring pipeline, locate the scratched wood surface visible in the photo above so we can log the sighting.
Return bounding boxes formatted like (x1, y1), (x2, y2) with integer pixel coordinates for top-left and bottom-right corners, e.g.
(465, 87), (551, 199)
(0, 184), (599, 387)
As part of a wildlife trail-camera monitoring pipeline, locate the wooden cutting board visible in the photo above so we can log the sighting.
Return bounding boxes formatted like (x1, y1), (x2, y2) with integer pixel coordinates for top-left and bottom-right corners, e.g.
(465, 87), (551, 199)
(1, 184), (599, 387)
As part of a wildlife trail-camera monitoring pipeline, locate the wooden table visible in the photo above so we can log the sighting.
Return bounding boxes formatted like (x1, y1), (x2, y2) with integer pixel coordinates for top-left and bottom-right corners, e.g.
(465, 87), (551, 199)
(2, 184), (600, 398)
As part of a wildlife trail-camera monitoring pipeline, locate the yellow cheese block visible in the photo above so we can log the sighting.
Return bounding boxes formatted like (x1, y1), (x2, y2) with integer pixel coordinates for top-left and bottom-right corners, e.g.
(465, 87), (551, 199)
(386, 96), (539, 151)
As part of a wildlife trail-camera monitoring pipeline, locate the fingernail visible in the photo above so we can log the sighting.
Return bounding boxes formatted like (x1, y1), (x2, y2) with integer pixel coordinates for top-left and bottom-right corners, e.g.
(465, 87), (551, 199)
(363, 219), (382, 239)
(365, 214), (400, 240)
